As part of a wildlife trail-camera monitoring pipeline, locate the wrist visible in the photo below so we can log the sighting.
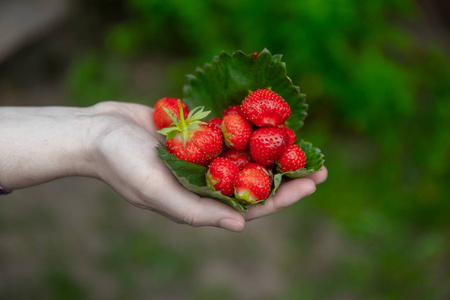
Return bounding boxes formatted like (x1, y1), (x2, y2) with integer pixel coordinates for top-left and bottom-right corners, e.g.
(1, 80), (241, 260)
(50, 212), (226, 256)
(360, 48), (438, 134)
(0, 106), (99, 189)
(80, 101), (135, 182)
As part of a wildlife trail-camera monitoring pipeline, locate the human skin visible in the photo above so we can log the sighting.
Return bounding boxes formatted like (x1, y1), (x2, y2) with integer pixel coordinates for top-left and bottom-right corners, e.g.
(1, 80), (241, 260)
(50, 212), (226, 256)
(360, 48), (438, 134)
(0, 102), (327, 232)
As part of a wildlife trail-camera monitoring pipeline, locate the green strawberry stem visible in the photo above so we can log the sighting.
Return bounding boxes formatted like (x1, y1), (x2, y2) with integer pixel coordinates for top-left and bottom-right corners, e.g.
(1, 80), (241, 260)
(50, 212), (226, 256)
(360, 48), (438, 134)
(156, 100), (211, 148)
(177, 100), (187, 130)
(177, 100), (189, 146)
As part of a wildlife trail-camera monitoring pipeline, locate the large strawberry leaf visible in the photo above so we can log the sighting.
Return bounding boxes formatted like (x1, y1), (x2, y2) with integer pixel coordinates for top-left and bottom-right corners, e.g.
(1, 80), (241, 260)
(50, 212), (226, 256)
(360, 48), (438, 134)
(278, 141), (325, 178)
(156, 144), (249, 212)
(155, 49), (325, 212)
(183, 49), (308, 134)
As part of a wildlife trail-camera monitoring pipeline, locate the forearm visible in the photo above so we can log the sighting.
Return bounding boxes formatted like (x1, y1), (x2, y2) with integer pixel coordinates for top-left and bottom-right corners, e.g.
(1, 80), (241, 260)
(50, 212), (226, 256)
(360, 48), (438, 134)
(0, 106), (97, 190)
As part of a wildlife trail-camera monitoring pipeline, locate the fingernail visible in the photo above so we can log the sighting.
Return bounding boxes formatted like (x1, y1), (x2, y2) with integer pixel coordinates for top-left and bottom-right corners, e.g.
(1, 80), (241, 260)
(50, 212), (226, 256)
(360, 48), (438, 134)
(219, 218), (244, 232)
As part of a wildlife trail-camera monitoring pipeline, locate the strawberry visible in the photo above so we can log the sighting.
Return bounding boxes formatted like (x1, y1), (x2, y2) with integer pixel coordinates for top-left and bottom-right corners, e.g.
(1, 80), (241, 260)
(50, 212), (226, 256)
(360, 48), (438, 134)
(222, 113), (253, 151)
(207, 117), (223, 130)
(223, 105), (241, 117)
(279, 124), (296, 144)
(277, 144), (307, 172)
(243, 163), (274, 186)
(221, 149), (251, 170)
(242, 163), (267, 172)
(249, 127), (289, 166)
(206, 158), (240, 196)
(157, 101), (222, 166)
(240, 89), (291, 127)
(153, 97), (189, 130)
(234, 168), (271, 204)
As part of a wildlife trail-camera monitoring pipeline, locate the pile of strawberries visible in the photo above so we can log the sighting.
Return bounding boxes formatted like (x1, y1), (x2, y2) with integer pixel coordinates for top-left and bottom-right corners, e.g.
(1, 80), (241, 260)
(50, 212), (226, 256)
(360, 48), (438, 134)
(154, 89), (307, 205)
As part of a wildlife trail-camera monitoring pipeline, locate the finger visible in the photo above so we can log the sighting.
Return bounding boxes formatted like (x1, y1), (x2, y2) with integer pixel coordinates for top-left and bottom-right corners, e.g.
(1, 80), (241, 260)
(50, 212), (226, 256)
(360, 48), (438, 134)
(306, 165), (328, 185)
(134, 171), (246, 232)
(242, 177), (316, 221)
(177, 196), (246, 232)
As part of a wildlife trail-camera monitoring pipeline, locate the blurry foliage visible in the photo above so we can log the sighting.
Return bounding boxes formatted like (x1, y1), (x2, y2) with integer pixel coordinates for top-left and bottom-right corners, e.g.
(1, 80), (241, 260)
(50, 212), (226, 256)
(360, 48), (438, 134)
(100, 231), (192, 296)
(44, 268), (87, 300)
(65, 0), (450, 298)
(66, 53), (130, 106)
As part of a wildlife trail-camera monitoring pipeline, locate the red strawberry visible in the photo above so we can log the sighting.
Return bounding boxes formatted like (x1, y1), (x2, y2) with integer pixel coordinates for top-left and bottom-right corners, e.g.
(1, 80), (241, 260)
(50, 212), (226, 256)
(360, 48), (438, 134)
(277, 144), (307, 172)
(207, 117), (223, 130)
(234, 168), (271, 204)
(243, 163), (274, 185)
(206, 158), (240, 196)
(157, 101), (222, 165)
(222, 113), (253, 151)
(153, 97), (189, 130)
(221, 149), (251, 170)
(279, 124), (296, 144)
(223, 105), (241, 117)
(240, 89), (291, 127)
(242, 163), (267, 172)
(249, 127), (289, 166)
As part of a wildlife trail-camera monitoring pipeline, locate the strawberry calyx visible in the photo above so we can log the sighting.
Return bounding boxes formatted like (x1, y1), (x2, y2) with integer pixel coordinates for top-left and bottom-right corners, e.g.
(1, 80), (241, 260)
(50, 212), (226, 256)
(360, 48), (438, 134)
(157, 100), (211, 148)
(221, 123), (233, 147)
(234, 189), (265, 205)
(234, 189), (255, 204)
(205, 169), (219, 191)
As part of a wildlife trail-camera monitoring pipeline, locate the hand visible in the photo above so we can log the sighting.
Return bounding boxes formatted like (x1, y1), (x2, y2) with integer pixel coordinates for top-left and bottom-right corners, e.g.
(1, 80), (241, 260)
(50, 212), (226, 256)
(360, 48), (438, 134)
(90, 102), (327, 232)
(0, 102), (327, 232)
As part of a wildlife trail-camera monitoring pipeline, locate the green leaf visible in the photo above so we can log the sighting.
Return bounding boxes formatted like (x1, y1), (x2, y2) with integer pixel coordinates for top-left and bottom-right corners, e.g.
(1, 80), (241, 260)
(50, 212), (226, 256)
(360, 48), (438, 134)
(270, 173), (283, 198)
(187, 123), (200, 131)
(187, 106), (211, 121)
(183, 49), (308, 134)
(162, 106), (178, 124)
(156, 126), (179, 136)
(156, 144), (248, 212)
(155, 49), (325, 211)
(279, 140), (325, 178)
(166, 131), (178, 141)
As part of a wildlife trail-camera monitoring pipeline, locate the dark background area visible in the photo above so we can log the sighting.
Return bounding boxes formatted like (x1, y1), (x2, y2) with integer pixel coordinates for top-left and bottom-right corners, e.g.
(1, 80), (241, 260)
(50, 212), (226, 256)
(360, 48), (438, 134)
(1, 0), (449, 299)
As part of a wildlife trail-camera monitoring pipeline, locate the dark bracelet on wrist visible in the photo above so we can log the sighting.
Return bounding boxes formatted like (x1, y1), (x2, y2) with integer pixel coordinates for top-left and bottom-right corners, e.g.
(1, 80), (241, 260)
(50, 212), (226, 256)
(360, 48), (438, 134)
(0, 183), (12, 195)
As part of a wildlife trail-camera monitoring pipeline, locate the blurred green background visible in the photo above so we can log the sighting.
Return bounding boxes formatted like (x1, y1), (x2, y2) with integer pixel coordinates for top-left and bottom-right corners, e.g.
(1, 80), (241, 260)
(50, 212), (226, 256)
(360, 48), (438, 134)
(1, 0), (449, 299)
